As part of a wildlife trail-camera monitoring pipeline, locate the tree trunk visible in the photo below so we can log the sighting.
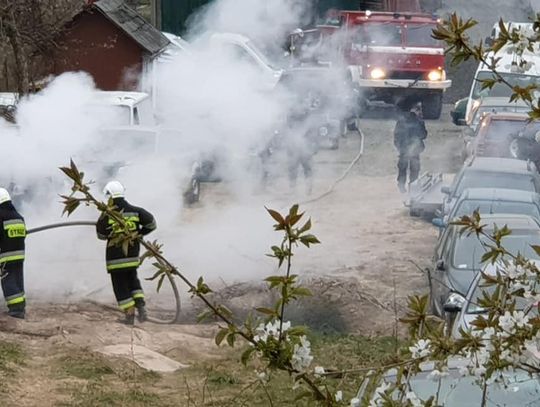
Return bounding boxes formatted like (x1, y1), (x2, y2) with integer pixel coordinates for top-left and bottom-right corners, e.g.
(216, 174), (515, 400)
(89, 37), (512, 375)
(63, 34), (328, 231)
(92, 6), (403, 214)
(6, 10), (30, 95)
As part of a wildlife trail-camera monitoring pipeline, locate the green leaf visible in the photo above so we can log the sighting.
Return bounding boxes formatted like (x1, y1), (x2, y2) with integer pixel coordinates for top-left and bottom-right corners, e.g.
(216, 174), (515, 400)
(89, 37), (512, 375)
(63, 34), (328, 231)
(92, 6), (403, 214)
(266, 207), (285, 225)
(299, 234), (321, 247)
(197, 310), (214, 323)
(298, 218), (312, 234)
(215, 327), (228, 346)
(226, 332), (236, 347)
(291, 287), (313, 297)
(256, 307), (277, 316)
(241, 347), (256, 366)
(156, 274), (165, 293)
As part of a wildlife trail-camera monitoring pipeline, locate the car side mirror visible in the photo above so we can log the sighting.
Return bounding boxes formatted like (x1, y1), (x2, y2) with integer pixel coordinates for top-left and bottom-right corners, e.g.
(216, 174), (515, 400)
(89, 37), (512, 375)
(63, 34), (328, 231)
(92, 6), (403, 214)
(436, 259), (445, 271)
(443, 292), (465, 313)
(432, 218), (445, 228)
(441, 186), (451, 195)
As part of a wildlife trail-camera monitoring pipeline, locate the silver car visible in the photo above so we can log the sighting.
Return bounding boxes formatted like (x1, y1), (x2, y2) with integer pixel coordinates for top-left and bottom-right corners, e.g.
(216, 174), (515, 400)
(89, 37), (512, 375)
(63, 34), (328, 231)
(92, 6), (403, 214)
(447, 260), (540, 339)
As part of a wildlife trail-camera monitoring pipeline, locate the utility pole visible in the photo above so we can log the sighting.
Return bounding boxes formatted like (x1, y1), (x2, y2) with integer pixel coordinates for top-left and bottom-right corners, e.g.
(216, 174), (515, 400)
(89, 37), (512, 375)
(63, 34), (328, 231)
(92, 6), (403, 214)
(151, 0), (162, 29)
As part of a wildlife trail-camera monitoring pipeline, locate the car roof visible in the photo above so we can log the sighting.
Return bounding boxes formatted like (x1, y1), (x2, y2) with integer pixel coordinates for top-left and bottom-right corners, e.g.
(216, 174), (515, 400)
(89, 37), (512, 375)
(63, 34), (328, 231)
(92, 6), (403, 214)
(460, 188), (540, 203)
(482, 111), (532, 121)
(477, 97), (528, 109)
(465, 213), (540, 231)
(466, 157), (534, 174)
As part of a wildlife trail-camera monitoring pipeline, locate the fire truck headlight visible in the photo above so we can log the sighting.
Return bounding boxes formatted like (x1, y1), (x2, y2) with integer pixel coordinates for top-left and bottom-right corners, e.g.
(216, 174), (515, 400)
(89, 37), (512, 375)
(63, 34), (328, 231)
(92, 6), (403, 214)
(427, 69), (444, 81)
(370, 68), (386, 80)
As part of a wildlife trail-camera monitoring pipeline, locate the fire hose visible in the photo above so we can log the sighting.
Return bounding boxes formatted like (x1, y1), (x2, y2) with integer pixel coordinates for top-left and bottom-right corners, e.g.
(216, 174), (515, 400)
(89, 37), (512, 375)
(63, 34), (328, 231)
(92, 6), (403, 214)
(27, 221), (181, 325)
(300, 127), (365, 205)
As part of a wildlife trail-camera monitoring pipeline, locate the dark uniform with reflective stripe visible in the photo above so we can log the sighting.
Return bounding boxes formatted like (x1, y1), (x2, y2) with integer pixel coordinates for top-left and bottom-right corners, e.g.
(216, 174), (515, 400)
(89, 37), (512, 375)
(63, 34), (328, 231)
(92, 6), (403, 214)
(0, 201), (26, 316)
(96, 198), (156, 311)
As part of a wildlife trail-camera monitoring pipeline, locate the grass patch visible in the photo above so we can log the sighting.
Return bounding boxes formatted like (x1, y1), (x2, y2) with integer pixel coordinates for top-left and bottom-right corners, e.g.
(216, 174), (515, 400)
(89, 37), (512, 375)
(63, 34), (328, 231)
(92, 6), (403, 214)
(0, 340), (24, 373)
(55, 352), (114, 380)
(57, 384), (164, 407)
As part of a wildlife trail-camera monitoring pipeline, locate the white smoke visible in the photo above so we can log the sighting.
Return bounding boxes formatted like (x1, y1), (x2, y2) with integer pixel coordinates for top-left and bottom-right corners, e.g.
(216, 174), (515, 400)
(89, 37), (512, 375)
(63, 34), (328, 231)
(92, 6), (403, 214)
(0, 0), (355, 309)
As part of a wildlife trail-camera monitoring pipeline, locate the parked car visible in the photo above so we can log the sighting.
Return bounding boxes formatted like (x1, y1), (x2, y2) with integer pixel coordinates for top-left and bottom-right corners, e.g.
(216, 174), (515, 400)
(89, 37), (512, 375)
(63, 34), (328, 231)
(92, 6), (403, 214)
(430, 214), (540, 316)
(440, 157), (540, 216)
(356, 357), (540, 406)
(465, 112), (540, 160)
(447, 260), (540, 339)
(432, 188), (540, 229)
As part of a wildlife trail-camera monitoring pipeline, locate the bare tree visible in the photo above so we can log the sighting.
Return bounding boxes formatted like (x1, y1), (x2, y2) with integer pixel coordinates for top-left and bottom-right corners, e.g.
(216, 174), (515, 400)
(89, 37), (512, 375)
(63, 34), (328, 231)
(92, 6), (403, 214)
(0, 0), (84, 94)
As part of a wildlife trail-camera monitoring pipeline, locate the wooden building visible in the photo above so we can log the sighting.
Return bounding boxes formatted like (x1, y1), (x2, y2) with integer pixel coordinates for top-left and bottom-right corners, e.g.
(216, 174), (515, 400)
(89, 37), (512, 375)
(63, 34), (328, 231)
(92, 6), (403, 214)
(52, 0), (169, 90)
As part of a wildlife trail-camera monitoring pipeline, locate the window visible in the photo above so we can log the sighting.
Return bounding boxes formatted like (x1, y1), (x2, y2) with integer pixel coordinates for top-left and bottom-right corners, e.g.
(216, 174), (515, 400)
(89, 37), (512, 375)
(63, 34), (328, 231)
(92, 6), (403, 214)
(353, 23), (402, 47)
(472, 71), (540, 100)
(453, 200), (540, 219)
(406, 24), (439, 47)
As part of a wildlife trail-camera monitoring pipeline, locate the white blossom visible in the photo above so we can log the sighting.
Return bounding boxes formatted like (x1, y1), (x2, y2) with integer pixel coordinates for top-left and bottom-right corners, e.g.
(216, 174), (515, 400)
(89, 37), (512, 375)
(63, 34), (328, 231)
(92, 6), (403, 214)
(369, 381), (391, 406)
(350, 398), (361, 407)
(409, 339), (431, 359)
(335, 390), (343, 402)
(314, 366), (325, 377)
(291, 336), (313, 372)
(427, 366), (449, 382)
(253, 320), (292, 343)
(405, 391), (422, 407)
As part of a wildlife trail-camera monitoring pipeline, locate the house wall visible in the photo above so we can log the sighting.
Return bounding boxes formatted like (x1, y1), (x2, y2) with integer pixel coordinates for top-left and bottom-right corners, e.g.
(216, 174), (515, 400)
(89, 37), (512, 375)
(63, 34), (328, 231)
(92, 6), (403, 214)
(53, 9), (144, 90)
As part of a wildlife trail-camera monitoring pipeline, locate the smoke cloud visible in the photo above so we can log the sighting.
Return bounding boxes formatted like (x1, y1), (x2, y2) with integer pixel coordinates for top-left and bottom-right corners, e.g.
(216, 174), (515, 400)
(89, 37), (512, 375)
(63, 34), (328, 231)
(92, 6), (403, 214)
(0, 0), (357, 309)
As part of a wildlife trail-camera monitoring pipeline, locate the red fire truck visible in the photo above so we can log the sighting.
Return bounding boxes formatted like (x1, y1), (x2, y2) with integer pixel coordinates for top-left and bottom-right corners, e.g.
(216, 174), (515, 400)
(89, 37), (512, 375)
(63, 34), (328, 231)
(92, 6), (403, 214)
(338, 10), (450, 119)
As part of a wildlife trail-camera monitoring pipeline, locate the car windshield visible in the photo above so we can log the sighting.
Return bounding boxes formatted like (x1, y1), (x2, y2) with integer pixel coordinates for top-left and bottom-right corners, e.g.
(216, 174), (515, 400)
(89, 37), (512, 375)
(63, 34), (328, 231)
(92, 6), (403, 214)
(468, 270), (540, 314)
(484, 120), (540, 143)
(455, 171), (536, 197)
(453, 232), (540, 271)
(453, 200), (540, 219)
(472, 71), (540, 100)
(406, 24), (440, 47)
(407, 369), (540, 405)
(353, 23), (402, 47)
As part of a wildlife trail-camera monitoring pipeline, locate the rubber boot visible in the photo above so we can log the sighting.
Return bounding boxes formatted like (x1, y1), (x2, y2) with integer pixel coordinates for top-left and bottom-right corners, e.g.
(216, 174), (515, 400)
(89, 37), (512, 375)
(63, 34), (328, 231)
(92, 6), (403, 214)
(8, 304), (25, 320)
(8, 309), (25, 319)
(122, 307), (135, 325)
(136, 304), (148, 323)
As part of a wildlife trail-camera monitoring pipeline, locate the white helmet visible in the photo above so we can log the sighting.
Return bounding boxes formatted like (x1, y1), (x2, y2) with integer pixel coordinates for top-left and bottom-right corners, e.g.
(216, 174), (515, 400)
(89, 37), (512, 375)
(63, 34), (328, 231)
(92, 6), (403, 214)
(0, 188), (11, 204)
(103, 181), (125, 199)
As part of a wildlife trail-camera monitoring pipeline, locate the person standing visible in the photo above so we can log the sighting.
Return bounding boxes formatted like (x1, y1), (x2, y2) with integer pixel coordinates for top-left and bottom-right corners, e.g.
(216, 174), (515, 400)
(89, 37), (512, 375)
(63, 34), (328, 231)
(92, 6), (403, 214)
(393, 104), (428, 193)
(0, 188), (26, 319)
(96, 181), (156, 324)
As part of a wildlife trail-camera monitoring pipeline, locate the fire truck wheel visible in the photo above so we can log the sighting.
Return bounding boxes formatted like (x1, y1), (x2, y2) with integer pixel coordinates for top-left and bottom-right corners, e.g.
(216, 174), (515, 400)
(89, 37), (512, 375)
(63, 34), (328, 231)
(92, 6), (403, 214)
(422, 92), (443, 120)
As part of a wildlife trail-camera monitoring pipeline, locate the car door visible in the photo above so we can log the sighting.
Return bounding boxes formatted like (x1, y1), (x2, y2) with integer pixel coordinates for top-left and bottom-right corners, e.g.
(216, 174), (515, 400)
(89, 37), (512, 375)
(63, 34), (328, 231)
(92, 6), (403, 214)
(431, 226), (455, 314)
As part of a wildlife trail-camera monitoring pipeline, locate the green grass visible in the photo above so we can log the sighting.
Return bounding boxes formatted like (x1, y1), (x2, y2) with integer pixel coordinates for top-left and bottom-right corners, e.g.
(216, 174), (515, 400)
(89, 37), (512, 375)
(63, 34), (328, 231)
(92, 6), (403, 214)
(0, 340), (24, 373)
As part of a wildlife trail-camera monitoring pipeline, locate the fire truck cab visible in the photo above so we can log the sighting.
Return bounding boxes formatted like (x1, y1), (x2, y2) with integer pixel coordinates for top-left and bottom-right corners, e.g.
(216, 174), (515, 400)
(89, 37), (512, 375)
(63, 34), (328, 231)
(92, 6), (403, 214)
(340, 10), (451, 119)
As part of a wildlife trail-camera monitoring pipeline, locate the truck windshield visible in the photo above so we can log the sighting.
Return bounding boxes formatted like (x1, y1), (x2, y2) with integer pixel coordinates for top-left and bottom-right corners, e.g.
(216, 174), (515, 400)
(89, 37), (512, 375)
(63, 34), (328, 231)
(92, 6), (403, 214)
(472, 71), (540, 100)
(354, 23), (402, 47)
(406, 24), (439, 47)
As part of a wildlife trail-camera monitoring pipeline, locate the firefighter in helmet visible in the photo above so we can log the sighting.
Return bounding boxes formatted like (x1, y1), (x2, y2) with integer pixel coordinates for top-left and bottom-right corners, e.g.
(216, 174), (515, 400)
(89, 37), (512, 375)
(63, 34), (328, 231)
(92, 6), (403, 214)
(393, 103), (428, 193)
(0, 187), (26, 319)
(96, 181), (156, 324)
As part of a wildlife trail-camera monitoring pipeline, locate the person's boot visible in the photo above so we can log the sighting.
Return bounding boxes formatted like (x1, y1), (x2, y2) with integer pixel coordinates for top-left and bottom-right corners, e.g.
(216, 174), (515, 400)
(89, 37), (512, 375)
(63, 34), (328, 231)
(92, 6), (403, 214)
(122, 307), (135, 325)
(8, 309), (25, 319)
(398, 183), (407, 194)
(136, 304), (148, 323)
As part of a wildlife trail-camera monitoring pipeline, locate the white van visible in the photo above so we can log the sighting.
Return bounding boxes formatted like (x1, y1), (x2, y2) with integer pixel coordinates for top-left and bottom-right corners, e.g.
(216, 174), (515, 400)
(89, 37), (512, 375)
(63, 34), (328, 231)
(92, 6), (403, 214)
(466, 23), (539, 123)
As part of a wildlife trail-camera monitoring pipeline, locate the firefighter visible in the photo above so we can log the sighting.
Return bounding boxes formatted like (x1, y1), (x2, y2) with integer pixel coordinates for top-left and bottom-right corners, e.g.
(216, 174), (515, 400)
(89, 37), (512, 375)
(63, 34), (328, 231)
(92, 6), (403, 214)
(96, 181), (156, 324)
(393, 104), (428, 193)
(0, 188), (26, 319)
(285, 104), (319, 195)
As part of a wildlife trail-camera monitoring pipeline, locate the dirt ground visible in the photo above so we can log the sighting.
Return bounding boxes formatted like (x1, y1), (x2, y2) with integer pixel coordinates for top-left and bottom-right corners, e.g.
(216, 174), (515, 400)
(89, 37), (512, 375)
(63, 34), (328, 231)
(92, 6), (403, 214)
(0, 105), (463, 405)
